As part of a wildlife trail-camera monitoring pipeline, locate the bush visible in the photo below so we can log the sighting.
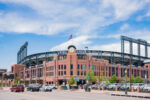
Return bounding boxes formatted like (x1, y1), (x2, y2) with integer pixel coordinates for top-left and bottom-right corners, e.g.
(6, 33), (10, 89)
(109, 75), (117, 83)
(69, 76), (75, 85)
(134, 77), (143, 83)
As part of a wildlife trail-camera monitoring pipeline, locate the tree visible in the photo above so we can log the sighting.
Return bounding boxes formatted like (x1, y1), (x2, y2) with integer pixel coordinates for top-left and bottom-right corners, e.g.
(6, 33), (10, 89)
(16, 77), (22, 84)
(121, 76), (129, 83)
(86, 70), (97, 83)
(105, 79), (109, 86)
(134, 77), (143, 83)
(69, 76), (75, 85)
(129, 75), (135, 83)
(109, 75), (117, 83)
(98, 73), (104, 84)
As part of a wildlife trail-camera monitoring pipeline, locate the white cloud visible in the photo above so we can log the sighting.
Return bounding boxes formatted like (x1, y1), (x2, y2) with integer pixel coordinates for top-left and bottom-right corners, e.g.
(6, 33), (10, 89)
(51, 35), (91, 51)
(120, 23), (129, 31)
(90, 29), (150, 57)
(0, 0), (149, 36)
(101, 0), (146, 20)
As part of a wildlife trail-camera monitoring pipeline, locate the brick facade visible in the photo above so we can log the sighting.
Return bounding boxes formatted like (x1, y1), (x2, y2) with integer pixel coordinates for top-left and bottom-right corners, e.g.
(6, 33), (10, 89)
(10, 49), (150, 85)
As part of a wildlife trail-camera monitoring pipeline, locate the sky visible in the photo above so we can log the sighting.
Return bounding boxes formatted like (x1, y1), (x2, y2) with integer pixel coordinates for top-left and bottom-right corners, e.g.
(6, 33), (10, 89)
(0, 0), (150, 70)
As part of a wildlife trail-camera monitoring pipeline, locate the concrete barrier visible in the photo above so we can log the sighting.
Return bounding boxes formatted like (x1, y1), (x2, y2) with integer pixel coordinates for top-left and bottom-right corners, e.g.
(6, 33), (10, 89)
(98, 86), (101, 90)
(137, 87), (140, 92)
(102, 86), (104, 91)
(115, 86), (118, 91)
(131, 87), (134, 92)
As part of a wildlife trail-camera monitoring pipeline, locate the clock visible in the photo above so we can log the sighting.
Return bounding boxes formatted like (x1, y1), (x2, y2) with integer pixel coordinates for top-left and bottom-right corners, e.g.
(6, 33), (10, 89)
(69, 47), (75, 53)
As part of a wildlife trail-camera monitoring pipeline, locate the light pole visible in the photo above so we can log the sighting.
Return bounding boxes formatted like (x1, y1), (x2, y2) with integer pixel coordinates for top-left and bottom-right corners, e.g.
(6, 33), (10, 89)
(85, 46), (89, 84)
(125, 69), (127, 95)
(145, 74), (147, 84)
(54, 58), (56, 85)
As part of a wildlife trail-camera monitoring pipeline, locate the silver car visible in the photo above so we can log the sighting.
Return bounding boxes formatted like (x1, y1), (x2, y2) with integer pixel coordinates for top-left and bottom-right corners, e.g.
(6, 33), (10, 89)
(40, 85), (53, 92)
(143, 84), (150, 92)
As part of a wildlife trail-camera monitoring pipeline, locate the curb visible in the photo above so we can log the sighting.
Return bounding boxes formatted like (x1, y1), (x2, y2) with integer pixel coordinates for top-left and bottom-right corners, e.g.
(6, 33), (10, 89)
(111, 94), (150, 99)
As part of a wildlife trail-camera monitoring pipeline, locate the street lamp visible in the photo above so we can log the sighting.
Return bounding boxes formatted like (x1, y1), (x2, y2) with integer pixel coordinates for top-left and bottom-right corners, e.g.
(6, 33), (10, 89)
(125, 69), (127, 95)
(145, 74), (147, 84)
(54, 58), (56, 85)
(85, 46), (89, 84)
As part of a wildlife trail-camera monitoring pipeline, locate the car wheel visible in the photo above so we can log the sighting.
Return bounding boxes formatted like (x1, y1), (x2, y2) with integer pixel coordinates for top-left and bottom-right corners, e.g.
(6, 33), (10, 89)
(32, 89), (34, 92)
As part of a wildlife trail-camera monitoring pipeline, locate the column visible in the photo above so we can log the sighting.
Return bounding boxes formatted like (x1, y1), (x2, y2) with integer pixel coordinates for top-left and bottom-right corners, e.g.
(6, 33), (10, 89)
(145, 43), (148, 58)
(121, 39), (124, 65)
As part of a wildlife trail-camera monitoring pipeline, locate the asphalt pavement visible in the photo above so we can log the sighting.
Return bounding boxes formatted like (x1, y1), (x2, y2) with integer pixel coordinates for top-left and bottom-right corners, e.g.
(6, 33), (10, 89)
(0, 89), (149, 100)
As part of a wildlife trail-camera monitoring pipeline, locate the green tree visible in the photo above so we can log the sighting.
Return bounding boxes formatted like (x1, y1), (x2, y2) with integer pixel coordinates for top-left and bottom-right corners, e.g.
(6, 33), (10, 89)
(98, 73), (104, 84)
(109, 75), (117, 83)
(69, 76), (75, 85)
(86, 70), (97, 83)
(129, 75), (135, 83)
(16, 77), (22, 84)
(121, 76), (129, 83)
(134, 77), (143, 83)
(105, 79), (109, 86)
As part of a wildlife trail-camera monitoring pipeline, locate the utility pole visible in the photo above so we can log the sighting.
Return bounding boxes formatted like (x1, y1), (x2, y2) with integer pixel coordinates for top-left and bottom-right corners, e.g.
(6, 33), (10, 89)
(130, 56), (131, 88)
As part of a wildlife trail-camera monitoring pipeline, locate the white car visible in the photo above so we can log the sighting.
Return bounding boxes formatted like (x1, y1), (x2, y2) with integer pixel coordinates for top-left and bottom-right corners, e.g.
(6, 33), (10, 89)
(40, 85), (53, 92)
(143, 84), (150, 91)
(132, 83), (143, 90)
(49, 84), (58, 89)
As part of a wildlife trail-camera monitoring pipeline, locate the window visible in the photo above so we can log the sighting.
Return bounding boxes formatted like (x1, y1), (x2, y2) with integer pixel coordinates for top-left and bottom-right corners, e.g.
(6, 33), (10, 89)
(112, 67), (115, 75)
(81, 64), (83, 70)
(84, 65), (86, 70)
(70, 71), (73, 75)
(116, 68), (118, 76)
(77, 71), (80, 75)
(59, 65), (60, 70)
(59, 71), (60, 76)
(64, 65), (66, 69)
(61, 71), (63, 76)
(84, 71), (86, 76)
(81, 71), (83, 75)
(70, 64), (73, 69)
(61, 65), (63, 70)
(77, 64), (80, 69)
(64, 71), (66, 75)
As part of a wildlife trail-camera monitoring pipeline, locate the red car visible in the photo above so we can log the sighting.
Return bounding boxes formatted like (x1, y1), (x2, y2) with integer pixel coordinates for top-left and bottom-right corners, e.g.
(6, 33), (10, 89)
(10, 84), (24, 92)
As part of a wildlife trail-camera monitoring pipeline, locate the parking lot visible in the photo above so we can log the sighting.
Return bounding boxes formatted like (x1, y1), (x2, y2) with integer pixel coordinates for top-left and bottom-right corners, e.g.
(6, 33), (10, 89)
(0, 88), (149, 100)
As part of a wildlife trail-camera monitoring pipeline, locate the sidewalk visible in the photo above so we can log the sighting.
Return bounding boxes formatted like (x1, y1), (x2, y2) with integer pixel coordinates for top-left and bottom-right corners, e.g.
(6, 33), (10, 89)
(73, 89), (150, 98)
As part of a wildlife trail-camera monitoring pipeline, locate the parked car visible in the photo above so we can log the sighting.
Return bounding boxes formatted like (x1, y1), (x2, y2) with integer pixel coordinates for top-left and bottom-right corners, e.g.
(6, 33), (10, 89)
(116, 83), (123, 89)
(120, 83), (131, 90)
(10, 84), (24, 92)
(107, 83), (117, 90)
(100, 83), (107, 89)
(40, 85), (52, 92)
(27, 84), (40, 92)
(143, 84), (150, 92)
(91, 84), (99, 89)
(132, 83), (143, 90)
(49, 84), (58, 89)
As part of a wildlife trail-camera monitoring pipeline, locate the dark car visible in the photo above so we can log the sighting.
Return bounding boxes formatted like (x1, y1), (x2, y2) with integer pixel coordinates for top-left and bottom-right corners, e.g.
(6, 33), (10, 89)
(10, 84), (24, 92)
(27, 84), (40, 92)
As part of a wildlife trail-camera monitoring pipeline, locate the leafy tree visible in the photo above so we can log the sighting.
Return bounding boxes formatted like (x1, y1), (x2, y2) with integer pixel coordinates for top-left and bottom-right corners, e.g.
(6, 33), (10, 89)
(98, 73), (104, 84)
(109, 75), (117, 83)
(16, 77), (22, 84)
(105, 79), (109, 86)
(69, 76), (75, 85)
(121, 76), (129, 83)
(134, 77), (143, 83)
(86, 70), (97, 83)
(129, 75), (135, 83)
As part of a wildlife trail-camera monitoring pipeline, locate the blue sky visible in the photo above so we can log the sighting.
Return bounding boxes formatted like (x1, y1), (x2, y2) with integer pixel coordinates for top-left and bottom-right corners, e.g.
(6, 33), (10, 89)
(0, 0), (150, 70)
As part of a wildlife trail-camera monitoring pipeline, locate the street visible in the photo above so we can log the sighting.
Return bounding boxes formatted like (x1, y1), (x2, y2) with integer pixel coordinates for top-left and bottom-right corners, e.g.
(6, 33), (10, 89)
(0, 89), (148, 100)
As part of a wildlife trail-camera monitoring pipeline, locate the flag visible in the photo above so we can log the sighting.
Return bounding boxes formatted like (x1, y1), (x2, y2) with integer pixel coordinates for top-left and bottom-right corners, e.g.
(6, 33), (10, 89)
(69, 35), (72, 40)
